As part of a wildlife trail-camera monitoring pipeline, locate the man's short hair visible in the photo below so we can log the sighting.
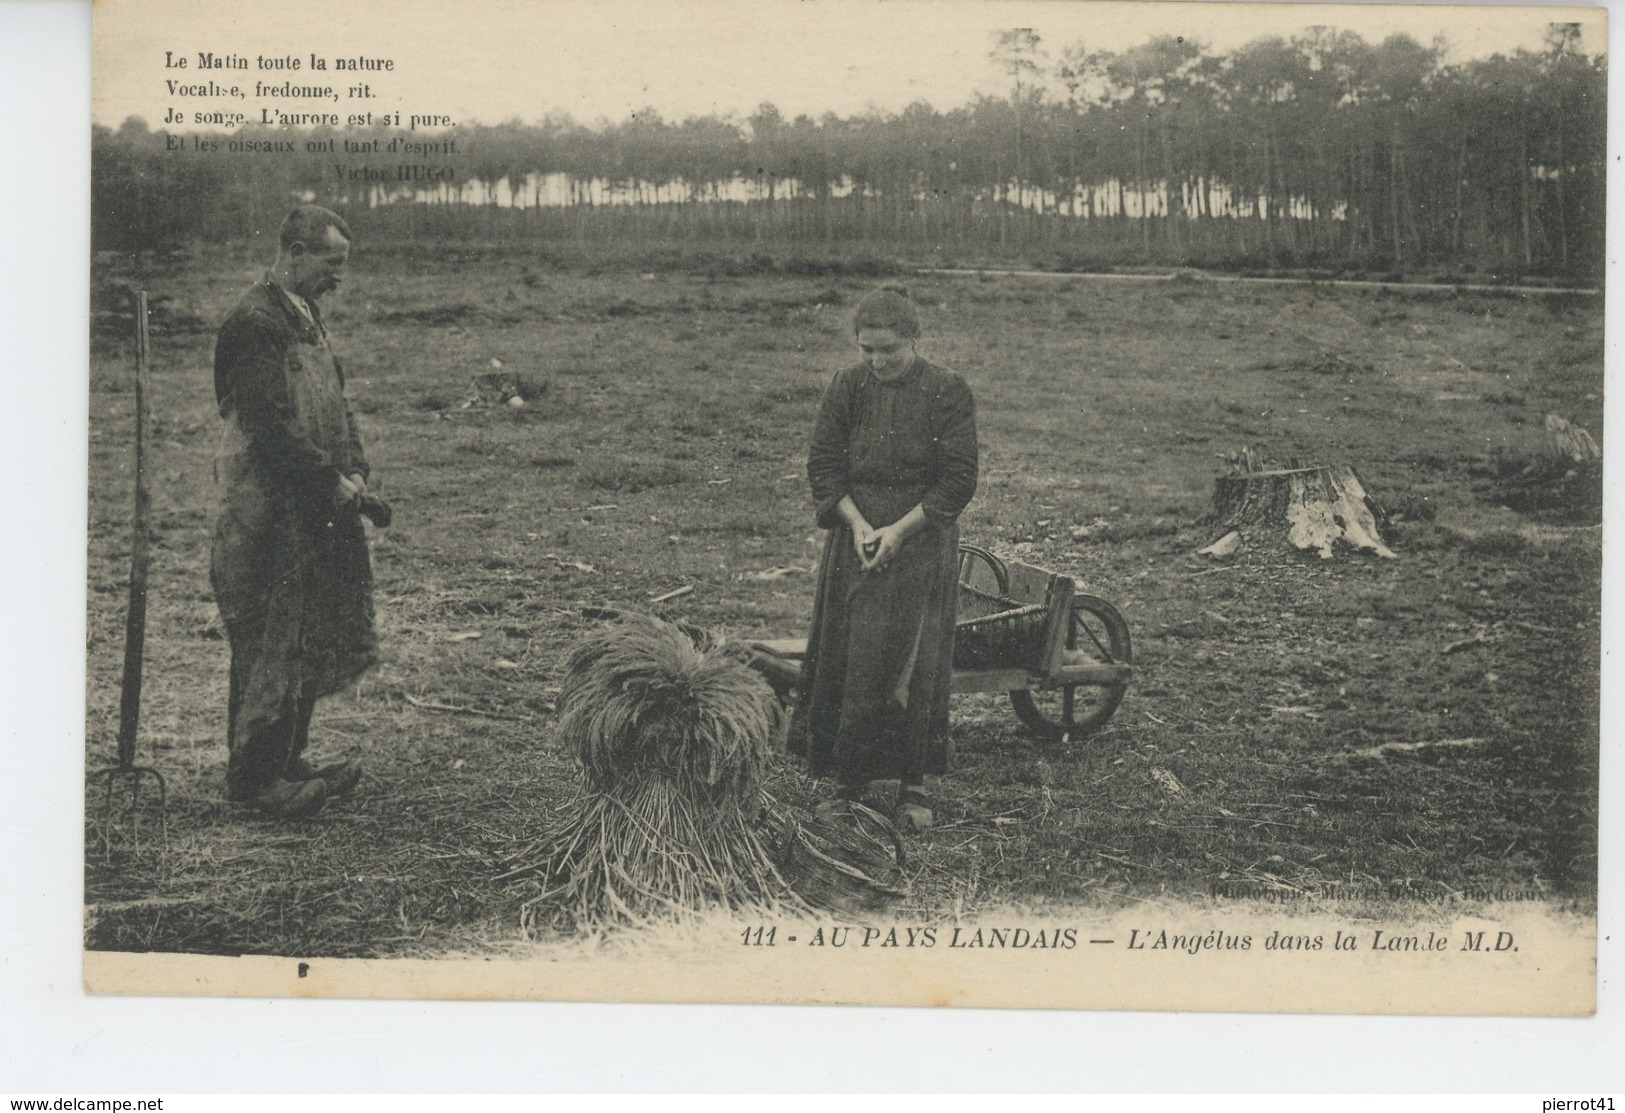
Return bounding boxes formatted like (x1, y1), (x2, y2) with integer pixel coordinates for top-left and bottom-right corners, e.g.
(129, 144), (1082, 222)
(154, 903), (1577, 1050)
(278, 204), (352, 252)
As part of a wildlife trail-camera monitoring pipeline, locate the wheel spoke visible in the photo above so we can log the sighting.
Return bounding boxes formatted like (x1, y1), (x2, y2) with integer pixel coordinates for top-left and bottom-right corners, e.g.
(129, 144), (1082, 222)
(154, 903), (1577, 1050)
(1077, 617), (1114, 661)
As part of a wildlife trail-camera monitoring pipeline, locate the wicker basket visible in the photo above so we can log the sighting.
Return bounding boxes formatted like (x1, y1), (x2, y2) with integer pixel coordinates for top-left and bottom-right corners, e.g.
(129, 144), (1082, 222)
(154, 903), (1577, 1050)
(768, 802), (909, 919)
(953, 582), (1047, 671)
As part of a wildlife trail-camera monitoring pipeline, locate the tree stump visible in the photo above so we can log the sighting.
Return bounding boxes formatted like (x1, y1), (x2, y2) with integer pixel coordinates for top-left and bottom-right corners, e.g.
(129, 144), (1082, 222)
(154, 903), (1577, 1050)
(1211, 465), (1396, 560)
(1543, 413), (1600, 464)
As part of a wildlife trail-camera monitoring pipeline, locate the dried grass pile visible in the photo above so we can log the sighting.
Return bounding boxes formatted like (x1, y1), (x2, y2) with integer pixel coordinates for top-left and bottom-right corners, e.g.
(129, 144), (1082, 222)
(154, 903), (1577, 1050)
(520, 615), (800, 929)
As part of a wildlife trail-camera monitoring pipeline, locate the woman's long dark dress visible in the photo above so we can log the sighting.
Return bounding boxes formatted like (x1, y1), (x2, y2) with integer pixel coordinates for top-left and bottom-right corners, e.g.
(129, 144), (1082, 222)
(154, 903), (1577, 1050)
(792, 356), (978, 785)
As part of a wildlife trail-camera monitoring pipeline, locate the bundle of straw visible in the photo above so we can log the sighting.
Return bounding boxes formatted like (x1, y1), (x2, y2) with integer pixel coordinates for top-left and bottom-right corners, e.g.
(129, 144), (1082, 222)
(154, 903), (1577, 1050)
(521, 615), (800, 929)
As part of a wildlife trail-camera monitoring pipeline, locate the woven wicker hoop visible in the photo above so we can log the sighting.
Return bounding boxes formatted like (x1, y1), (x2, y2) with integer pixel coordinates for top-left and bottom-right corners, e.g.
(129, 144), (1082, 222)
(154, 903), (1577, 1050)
(769, 802), (909, 919)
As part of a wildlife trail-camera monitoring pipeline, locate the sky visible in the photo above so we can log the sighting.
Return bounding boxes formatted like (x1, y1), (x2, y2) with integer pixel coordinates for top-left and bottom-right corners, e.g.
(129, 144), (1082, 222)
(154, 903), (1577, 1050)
(93, 0), (1607, 130)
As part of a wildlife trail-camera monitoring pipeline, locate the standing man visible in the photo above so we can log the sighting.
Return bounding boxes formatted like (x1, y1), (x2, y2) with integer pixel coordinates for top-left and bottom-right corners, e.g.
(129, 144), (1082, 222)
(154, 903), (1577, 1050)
(211, 204), (380, 819)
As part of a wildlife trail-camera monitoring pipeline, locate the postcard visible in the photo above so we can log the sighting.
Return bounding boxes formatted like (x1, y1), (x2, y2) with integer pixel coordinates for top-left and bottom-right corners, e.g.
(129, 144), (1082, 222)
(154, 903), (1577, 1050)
(84, 0), (1603, 1014)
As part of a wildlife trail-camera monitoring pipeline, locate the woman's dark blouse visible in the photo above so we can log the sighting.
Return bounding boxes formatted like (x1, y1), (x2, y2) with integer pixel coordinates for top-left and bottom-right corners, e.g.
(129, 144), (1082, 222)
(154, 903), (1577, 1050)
(806, 356), (978, 533)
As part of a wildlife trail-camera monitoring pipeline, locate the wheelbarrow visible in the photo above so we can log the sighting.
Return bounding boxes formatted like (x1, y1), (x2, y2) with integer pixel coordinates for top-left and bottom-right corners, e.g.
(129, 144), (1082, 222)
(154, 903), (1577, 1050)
(745, 544), (1133, 742)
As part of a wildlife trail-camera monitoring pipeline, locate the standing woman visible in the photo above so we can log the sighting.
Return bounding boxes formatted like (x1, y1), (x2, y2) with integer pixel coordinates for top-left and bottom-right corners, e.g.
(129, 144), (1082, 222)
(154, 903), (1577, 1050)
(792, 286), (978, 830)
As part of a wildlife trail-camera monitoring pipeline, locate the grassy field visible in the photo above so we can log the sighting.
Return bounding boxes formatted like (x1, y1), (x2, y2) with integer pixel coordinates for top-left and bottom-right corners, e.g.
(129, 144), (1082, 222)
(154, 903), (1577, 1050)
(84, 245), (1601, 957)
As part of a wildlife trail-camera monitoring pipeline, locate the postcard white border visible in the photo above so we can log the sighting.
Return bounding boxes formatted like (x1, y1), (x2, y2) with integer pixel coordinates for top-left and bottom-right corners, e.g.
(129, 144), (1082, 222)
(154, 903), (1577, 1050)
(5, 0), (1622, 1091)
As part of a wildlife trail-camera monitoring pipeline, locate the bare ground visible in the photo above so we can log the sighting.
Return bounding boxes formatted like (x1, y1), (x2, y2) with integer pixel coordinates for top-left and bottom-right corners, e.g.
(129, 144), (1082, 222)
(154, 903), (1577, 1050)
(85, 248), (1601, 956)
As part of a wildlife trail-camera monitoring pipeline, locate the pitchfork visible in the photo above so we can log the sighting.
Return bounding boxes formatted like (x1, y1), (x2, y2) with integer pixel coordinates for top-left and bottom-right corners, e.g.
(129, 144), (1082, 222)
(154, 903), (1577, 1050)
(90, 290), (168, 852)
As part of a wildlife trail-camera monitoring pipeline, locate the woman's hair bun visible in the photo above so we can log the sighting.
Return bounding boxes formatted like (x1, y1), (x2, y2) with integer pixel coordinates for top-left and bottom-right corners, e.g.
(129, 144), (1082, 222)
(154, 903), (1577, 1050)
(852, 285), (920, 338)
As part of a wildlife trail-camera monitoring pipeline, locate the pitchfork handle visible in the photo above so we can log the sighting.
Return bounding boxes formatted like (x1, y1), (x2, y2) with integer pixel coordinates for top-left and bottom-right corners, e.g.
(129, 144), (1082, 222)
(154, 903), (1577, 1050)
(115, 292), (152, 771)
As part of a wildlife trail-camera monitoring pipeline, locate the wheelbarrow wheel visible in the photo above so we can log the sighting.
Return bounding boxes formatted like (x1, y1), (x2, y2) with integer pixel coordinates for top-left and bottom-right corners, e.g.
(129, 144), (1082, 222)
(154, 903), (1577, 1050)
(1009, 594), (1131, 742)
